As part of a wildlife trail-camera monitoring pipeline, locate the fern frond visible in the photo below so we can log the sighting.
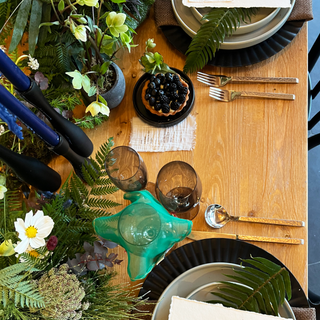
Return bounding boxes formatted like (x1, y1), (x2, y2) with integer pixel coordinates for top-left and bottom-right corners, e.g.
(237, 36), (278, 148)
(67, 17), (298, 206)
(0, 263), (45, 308)
(86, 198), (119, 209)
(184, 8), (259, 73)
(208, 256), (292, 316)
(90, 185), (119, 196)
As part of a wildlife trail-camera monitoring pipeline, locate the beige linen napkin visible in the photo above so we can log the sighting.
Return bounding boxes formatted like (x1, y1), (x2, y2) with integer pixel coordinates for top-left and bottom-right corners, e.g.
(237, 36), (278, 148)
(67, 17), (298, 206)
(154, 0), (313, 28)
(131, 301), (316, 320)
(129, 115), (197, 152)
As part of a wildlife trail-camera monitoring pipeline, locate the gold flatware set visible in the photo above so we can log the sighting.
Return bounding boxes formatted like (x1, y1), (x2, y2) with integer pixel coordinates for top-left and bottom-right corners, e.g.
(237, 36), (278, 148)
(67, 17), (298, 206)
(189, 204), (305, 245)
(197, 71), (298, 101)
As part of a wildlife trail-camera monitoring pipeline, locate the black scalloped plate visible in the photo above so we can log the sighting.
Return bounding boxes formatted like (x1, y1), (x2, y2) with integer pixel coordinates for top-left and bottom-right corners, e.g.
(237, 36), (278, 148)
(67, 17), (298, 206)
(160, 20), (304, 67)
(132, 68), (195, 128)
(139, 238), (309, 309)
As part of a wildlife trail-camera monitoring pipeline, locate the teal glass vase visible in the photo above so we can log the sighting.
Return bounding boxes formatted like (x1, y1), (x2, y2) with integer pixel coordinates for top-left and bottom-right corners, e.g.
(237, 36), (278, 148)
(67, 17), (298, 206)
(93, 190), (192, 281)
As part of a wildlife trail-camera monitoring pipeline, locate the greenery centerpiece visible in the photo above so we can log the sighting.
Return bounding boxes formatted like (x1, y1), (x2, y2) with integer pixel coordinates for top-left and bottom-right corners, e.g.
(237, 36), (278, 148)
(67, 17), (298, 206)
(0, 137), (152, 319)
(0, 0), (154, 127)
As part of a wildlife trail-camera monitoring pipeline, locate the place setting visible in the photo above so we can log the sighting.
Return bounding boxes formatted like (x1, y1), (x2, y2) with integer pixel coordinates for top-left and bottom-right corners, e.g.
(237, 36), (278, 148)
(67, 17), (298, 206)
(154, 0), (313, 67)
(96, 145), (314, 319)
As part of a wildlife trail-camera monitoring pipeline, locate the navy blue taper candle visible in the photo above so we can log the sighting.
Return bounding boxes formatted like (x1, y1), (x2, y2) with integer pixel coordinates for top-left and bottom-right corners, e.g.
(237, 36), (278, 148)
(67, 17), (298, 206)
(0, 84), (60, 146)
(0, 50), (31, 91)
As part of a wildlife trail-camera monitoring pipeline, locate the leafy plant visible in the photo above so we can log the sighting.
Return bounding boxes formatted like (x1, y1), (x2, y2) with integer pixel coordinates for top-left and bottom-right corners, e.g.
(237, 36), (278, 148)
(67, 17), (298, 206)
(208, 256), (292, 316)
(183, 8), (259, 74)
(7, 0), (43, 55)
(139, 38), (175, 74)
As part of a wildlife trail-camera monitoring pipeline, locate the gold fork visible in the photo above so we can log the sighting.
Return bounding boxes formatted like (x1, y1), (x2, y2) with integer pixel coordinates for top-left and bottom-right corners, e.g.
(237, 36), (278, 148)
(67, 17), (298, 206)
(209, 87), (295, 102)
(197, 71), (299, 87)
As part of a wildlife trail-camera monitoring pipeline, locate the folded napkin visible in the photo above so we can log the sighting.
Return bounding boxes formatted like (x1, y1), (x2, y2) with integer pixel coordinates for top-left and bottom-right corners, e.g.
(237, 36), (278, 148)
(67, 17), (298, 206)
(131, 301), (316, 320)
(129, 116), (197, 152)
(154, 0), (313, 29)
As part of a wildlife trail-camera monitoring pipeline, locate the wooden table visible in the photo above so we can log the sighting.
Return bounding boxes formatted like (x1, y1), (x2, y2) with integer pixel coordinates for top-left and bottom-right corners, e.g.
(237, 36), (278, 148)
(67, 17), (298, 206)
(51, 7), (309, 293)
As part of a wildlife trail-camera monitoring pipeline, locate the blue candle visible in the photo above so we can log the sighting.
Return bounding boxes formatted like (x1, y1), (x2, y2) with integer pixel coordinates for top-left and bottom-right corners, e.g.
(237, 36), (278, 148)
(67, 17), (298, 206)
(0, 50), (31, 91)
(0, 84), (60, 146)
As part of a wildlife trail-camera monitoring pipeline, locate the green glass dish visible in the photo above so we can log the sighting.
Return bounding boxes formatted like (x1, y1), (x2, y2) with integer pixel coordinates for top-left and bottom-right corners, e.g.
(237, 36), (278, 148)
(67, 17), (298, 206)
(93, 190), (192, 281)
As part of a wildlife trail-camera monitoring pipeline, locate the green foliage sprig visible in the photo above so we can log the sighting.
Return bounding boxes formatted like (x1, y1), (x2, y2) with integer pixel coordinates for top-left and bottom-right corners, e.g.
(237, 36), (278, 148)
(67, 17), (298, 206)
(208, 256), (292, 316)
(183, 8), (259, 74)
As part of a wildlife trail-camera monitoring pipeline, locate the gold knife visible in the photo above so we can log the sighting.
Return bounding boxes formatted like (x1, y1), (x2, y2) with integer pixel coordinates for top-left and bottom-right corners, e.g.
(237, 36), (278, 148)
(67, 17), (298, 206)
(187, 231), (304, 245)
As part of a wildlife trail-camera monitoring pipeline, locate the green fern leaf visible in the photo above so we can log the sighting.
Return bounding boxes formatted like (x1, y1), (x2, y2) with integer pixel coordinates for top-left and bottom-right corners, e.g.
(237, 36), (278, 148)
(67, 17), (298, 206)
(208, 256), (292, 316)
(0, 263), (45, 308)
(183, 8), (259, 73)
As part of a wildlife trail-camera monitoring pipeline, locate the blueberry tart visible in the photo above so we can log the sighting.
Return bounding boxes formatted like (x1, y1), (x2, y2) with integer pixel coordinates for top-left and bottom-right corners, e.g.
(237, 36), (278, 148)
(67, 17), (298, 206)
(142, 72), (190, 117)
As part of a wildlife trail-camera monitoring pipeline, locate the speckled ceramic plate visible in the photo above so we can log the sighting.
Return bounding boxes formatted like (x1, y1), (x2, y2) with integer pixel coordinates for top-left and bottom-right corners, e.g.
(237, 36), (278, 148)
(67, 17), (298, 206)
(190, 7), (280, 35)
(172, 0), (295, 49)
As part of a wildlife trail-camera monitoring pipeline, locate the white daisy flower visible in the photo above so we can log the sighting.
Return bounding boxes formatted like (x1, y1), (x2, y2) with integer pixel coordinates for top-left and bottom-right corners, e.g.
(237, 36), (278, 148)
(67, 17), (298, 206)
(14, 210), (54, 254)
(0, 125), (5, 135)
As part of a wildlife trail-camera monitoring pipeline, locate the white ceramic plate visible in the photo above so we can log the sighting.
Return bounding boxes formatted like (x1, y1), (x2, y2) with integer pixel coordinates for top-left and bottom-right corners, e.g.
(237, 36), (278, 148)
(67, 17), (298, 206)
(190, 7), (280, 35)
(151, 262), (296, 320)
(171, 0), (295, 49)
(186, 282), (296, 320)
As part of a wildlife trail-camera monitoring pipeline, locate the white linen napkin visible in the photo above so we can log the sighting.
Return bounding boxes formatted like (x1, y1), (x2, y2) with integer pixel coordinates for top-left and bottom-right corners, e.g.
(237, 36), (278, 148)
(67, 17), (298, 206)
(129, 116), (197, 152)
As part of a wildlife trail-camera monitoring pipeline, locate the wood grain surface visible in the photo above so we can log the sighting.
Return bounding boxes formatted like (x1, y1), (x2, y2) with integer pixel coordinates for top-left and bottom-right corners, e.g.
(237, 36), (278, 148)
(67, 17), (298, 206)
(50, 7), (309, 293)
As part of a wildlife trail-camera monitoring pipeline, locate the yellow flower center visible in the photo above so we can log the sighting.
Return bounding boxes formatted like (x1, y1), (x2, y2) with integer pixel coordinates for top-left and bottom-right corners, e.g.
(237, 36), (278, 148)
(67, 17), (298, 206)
(25, 226), (37, 238)
(29, 250), (39, 258)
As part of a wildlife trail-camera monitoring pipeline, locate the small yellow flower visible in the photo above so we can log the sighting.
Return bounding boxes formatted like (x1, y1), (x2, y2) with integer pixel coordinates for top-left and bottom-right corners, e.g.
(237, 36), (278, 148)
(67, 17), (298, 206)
(0, 240), (15, 256)
(85, 101), (110, 117)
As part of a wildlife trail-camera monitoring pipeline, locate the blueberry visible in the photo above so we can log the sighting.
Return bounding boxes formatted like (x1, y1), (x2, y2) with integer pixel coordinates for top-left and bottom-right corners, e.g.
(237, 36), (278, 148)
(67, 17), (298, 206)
(169, 83), (177, 91)
(173, 74), (180, 82)
(157, 73), (165, 79)
(171, 92), (179, 100)
(171, 101), (180, 110)
(160, 95), (170, 104)
(179, 87), (188, 95)
(164, 83), (171, 90)
(165, 73), (173, 82)
(178, 94), (186, 103)
(150, 75), (156, 82)
(158, 90), (164, 96)
(145, 93), (151, 100)
(151, 89), (158, 96)
(154, 103), (162, 111)
(161, 103), (170, 113)
(154, 78), (161, 86)
(176, 81), (184, 89)
(149, 97), (156, 106)
(148, 82), (156, 89)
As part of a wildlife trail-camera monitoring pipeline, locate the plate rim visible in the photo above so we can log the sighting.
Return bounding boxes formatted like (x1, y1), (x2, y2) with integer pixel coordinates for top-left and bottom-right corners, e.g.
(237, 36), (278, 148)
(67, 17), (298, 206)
(190, 7), (281, 35)
(139, 239), (309, 315)
(171, 0), (295, 49)
(151, 262), (296, 320)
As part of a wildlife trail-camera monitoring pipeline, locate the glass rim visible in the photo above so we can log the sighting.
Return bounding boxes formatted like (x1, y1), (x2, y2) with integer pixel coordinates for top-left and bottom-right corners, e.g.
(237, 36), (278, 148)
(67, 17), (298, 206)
(118, 206), (162, 246)
(155, 161), (200, 200)
(105, 146), (143, 182)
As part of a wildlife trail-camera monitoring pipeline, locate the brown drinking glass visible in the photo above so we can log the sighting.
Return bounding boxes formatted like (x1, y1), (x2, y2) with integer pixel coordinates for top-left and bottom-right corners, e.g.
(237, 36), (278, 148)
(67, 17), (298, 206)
(105, 146), (148, 192)
(155, 161), (202, 220)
